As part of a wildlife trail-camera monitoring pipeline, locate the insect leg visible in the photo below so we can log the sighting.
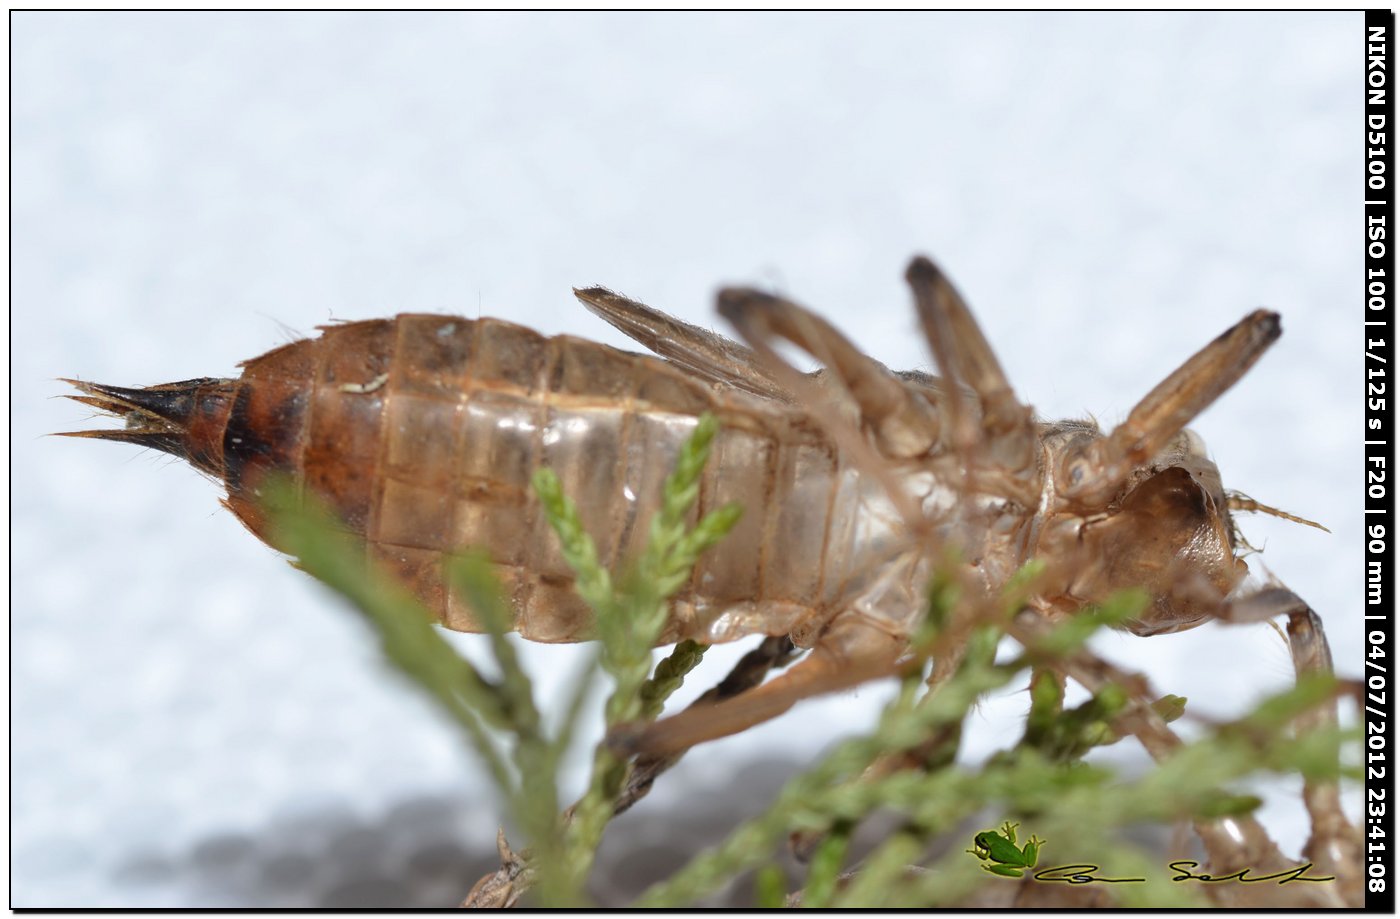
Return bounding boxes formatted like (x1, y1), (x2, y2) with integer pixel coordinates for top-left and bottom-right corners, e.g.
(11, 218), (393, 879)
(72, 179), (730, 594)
(1058, 310), (1281, 508)
(1128, 581), (1360, 904)
(573, 286), (792, 402)
(713, 288), (934, 535)
(1285, 606), (1362, 895)
(717, 288), (941, 460)
(610, 614), (904, 756)
(901, 254), (1036, 437)
(1216, 587), (1361, 895)
(903, 256), (1037, 480)
(612, 636), (799, 816)
(1007, 608), (1356, 908)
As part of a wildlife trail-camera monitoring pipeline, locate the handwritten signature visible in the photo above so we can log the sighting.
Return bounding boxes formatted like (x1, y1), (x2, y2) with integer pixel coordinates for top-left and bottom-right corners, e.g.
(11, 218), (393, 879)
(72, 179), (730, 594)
(1028, 861), (1335, 886)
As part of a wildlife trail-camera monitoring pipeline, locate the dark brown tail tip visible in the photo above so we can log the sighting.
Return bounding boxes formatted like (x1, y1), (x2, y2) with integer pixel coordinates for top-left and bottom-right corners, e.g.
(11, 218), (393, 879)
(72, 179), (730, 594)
(52, 427), (188, 456)
(59, 377), (218, 428)
(65, 394), (121, 414)
(57, 377), (217, 460)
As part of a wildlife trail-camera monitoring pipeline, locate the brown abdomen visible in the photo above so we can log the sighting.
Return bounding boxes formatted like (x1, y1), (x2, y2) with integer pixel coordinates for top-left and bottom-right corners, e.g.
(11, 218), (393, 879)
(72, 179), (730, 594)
(221, 314), (835, 644)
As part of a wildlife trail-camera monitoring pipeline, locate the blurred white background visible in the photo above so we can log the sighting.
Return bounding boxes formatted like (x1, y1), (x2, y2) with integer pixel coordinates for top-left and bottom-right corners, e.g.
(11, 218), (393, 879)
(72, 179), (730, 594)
(14, 11), (1361, 907)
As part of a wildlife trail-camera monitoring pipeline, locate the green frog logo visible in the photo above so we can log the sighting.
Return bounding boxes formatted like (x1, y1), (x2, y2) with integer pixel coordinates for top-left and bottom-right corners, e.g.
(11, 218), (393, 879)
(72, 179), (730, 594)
(967, 821), (1044, 878)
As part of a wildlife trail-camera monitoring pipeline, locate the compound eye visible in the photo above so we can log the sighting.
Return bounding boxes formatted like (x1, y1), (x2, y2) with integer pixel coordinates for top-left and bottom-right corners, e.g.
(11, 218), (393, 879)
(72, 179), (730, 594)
(1058, 441), (1124, 507)
(1061, 449), (1095, 490)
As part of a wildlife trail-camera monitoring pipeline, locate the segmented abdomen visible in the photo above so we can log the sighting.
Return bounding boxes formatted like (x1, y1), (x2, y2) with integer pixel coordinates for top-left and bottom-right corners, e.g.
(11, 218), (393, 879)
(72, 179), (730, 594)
(222, 314), (862, 643)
